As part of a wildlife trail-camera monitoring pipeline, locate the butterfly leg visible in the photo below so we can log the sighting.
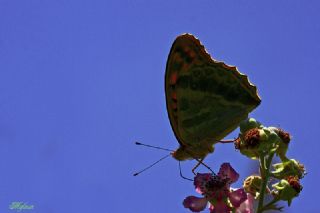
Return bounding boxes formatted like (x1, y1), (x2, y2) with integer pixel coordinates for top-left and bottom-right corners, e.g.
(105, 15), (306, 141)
(192, 158), (214, 174)
(179, 161), (193, 181)
(216, 139), (235, 144)
(192, 159), (202, 174)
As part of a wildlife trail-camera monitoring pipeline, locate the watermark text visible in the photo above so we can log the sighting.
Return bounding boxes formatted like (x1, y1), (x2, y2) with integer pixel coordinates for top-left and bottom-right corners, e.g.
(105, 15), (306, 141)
(9, 202), (34, 212)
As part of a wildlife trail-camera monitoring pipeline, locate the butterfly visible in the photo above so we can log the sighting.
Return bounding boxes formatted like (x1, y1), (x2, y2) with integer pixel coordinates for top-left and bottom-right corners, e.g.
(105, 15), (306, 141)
(165, 34), (261, 163)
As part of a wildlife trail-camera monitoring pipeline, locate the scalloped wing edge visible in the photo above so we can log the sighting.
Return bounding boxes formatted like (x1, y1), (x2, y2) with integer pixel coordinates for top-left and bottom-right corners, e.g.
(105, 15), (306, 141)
(176, 33), (261, 104)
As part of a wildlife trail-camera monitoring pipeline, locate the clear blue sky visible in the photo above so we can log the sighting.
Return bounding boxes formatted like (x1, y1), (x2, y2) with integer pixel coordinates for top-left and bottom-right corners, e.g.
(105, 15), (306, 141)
(0, 1), (319, 212)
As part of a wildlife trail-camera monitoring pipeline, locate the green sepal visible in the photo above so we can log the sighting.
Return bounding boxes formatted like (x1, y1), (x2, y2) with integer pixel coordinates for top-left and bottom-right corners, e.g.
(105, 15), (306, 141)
(272, 180), (299, 206)
(237, 125), (281, 159)
(240, 118), (262, 134)
(239, 148), (259, 160)
(272, 159), (305, 179)
(269, 127), (289, 159)
(257, 128), (281, 154)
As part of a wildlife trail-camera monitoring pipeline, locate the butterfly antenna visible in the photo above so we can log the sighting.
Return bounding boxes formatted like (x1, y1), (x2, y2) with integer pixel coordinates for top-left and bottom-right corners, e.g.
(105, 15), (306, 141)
(134, 142), (215, 175)
(135, 142), (174, 152)
(133, 153), (171, 176)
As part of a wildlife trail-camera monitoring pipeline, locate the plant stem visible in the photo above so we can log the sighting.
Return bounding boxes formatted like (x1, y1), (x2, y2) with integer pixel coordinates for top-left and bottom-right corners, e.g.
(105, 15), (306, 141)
(260, 198), (280, 212)
(259, 154), (266, 178)
(257, 153), (274, 213)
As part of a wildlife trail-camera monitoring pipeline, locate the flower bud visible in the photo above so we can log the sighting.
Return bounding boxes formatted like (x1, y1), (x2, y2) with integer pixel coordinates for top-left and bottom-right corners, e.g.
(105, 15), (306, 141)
(272, 159), (306, 179)
(240, 118), (262, 134)
(243, 175), (263, 198)
(235, 128), (260, 159)
(274, 128), (291, 159)
(272, 176), (302, 206)
(235, 126), (281, 159)
(258, 128), (281, 154)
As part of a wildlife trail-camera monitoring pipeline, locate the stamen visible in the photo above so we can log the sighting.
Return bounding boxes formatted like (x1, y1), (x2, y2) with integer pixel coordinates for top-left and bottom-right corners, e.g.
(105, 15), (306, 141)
(244, 128), (260, 148)
(277, 128), (291, 144)
(286, 176), (302, 193)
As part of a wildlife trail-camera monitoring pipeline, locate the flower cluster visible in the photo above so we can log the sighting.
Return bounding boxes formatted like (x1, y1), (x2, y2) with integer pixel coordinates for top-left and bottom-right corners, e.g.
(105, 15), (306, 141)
(235, 118), (305, 211)
(183, 163), (253, 213)
(182, 118), (305, 213)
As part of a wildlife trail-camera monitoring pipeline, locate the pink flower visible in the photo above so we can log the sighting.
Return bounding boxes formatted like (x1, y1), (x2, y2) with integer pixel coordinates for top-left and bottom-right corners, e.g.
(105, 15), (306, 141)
(183, 163), (249, 213)
(236, 193), (254, 213)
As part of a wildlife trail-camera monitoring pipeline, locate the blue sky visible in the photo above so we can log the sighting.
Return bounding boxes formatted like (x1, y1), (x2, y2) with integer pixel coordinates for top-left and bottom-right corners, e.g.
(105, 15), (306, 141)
(0, 1), (319, 212)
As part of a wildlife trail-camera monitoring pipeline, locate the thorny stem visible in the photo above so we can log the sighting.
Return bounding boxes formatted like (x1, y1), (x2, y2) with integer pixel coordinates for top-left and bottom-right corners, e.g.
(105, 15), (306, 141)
(257, 152), (275, 213)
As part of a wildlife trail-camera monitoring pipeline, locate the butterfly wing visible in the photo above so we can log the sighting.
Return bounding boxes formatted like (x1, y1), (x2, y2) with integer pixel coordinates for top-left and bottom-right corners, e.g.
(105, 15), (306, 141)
(165, 34), (261, 160)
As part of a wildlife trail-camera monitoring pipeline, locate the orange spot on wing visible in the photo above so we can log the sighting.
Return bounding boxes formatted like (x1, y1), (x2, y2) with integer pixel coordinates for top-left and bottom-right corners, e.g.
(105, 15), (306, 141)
(188, 50), (196, 59)
(172, 102), (177, 110)
(172, 92), (177, 101)
(183, 47), (190, 53)
(173, 53), (183, 63)
(182, 63), (190, 72)
(170, 72), (178, 85)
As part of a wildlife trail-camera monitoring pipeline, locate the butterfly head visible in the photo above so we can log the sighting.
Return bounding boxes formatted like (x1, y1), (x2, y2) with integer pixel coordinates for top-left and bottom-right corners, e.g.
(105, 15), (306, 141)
(171, 142), (215, 161)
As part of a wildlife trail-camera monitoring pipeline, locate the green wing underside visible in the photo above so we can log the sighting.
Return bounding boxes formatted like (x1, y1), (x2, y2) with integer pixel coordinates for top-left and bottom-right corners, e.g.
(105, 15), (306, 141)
(165, 34), (261, 160)
(177, 64), (259, 145)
